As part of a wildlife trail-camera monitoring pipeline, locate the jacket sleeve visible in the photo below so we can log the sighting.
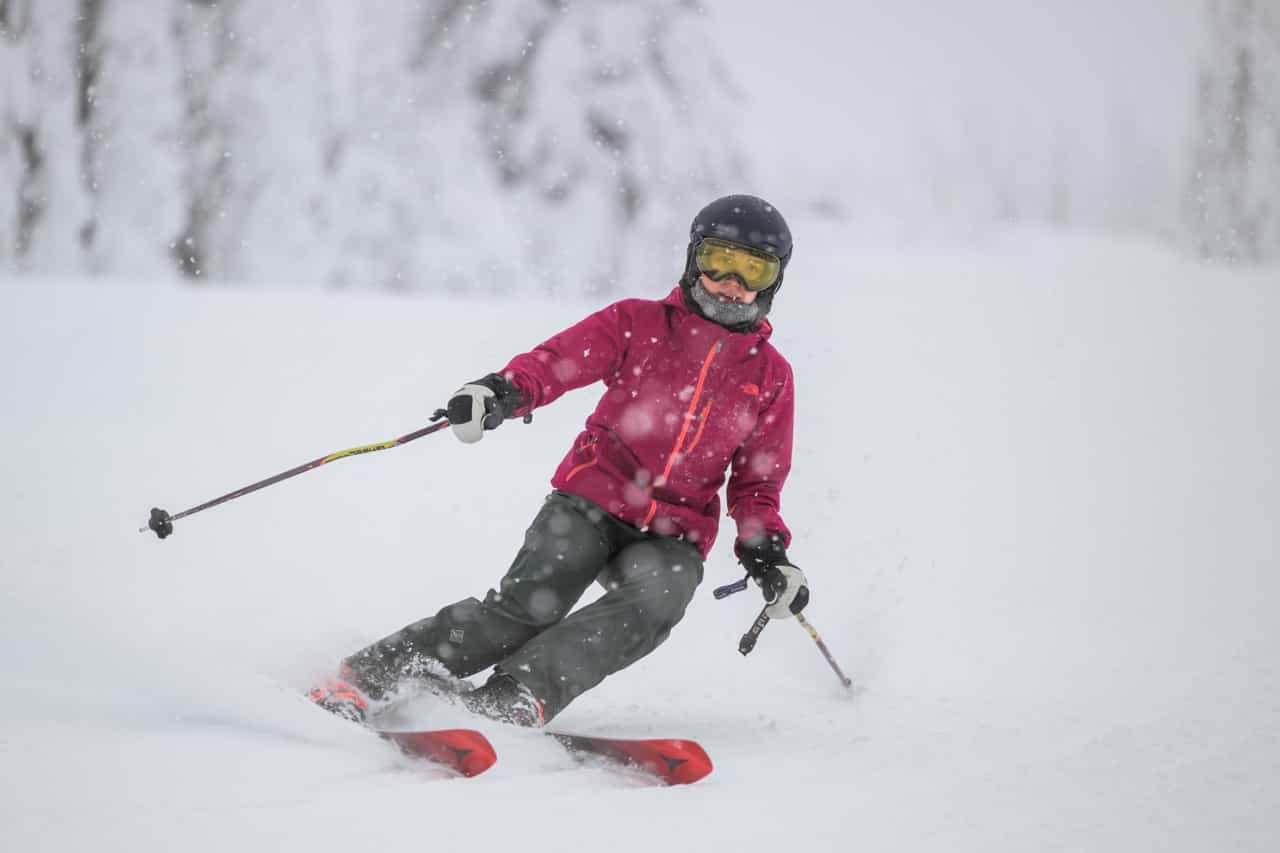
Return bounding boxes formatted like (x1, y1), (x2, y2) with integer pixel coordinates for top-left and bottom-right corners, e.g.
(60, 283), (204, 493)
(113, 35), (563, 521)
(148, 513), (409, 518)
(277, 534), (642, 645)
(498, 300), (633, 414)
(727, 355), (795, 550)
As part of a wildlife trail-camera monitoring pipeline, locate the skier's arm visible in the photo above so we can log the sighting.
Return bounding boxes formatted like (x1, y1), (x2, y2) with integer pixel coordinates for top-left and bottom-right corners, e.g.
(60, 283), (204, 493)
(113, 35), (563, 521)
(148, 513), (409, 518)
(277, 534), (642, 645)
(498, 301), (633, 414)
(727, 358), (795, 551)
(728, 362), (807, 617)
(443, 302), (632, 443)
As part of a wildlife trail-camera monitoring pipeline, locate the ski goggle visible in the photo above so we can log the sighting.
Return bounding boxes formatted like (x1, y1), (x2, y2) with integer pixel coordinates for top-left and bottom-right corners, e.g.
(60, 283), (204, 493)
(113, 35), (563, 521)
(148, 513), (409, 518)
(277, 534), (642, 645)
(693, 237), (782, 292)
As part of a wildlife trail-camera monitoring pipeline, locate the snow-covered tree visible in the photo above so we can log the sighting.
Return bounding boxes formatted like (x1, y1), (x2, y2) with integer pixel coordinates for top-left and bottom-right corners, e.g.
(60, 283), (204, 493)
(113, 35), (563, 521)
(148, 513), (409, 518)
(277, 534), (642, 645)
(85, 0), (185, 277)
(0, 1), (93, 274)
(1186, 0), (1280, 263)
(1, 0), (747, 292)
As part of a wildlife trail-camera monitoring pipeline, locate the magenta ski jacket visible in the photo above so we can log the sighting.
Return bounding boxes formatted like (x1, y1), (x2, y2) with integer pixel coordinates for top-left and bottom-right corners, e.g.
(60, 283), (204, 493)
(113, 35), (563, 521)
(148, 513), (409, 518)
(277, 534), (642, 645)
(500, 287), (794, 559)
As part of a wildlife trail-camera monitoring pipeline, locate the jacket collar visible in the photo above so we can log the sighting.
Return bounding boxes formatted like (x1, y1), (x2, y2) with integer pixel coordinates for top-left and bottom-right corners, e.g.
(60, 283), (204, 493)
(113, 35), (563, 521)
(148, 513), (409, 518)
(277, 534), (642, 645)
(661, 286), (773, 348)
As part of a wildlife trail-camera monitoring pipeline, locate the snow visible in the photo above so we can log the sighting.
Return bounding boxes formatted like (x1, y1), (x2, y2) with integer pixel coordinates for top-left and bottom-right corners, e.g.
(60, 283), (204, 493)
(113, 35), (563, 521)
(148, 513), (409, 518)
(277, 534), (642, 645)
(2, 227), (1278, 851)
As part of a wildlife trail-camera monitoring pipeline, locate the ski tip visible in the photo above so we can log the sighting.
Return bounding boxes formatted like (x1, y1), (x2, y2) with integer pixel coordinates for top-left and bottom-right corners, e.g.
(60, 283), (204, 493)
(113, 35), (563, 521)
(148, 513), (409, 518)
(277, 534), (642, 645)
(381, 728), (497, 777)
(448, 730), (498, 777)
(553, 734), (714, 785)
(457, 740), (498, 777)
(654, 738), (714, 786)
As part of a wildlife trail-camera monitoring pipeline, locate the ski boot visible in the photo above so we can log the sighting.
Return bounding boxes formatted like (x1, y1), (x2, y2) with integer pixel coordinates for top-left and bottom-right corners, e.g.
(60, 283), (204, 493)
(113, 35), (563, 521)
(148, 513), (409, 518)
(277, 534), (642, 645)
(462, 672), (545, 728)
(308, 677), (370, 725)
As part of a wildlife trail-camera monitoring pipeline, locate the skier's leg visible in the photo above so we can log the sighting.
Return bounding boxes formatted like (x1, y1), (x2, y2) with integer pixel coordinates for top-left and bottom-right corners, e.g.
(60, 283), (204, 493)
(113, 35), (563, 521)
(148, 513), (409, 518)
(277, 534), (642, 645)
(341, 492), (612, 699)
(496, 534), (703, 720)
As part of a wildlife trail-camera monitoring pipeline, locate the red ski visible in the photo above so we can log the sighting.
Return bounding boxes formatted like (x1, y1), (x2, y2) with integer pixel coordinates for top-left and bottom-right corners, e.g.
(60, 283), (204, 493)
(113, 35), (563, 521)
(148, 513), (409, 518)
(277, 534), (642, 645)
(378, 728), (497, 778)
(550, 734), (713, 785)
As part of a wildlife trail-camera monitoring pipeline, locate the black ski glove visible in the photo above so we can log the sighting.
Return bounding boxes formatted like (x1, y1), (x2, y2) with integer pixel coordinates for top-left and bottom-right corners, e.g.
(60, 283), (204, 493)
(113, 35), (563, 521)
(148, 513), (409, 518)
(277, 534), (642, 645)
(736, 533), (810, 619)
(437, 373), (527, 444)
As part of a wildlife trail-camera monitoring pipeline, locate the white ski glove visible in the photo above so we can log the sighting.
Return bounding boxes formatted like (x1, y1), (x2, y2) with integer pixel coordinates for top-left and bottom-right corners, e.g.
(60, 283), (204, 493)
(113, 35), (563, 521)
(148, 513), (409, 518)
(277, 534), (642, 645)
(762, 564), (809, 619)
(440, 373), (526, 444)
(449, 383), (498, 444)
(737, 534), (810, 620)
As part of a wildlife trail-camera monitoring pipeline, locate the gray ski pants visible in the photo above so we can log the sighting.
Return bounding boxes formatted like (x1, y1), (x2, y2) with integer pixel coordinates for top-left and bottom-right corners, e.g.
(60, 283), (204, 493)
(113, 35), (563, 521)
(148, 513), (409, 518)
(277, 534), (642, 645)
(343, 491), (704, 721)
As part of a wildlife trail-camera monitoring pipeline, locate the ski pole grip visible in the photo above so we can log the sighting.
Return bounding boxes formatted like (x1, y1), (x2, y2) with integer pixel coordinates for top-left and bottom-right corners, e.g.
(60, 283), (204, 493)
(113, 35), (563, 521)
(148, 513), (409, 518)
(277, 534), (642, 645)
(738, 607), (770, 655)
(714, 577), (750, 600)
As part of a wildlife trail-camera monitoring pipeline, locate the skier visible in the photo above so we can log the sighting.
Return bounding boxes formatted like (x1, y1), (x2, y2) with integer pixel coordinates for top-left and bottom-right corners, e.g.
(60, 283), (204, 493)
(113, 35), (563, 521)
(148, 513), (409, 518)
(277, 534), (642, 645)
(310, 194), (810, 727)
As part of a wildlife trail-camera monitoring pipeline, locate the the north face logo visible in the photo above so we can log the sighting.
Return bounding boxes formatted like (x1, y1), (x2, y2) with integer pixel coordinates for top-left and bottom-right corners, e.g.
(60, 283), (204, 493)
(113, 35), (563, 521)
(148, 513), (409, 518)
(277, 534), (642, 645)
(449, 628), (465, 644)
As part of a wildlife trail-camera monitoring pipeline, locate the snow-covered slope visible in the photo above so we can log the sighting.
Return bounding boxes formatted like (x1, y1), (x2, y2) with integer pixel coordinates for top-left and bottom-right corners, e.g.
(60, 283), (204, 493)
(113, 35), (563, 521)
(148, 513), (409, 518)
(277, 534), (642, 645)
(2, 230), (1277, 851)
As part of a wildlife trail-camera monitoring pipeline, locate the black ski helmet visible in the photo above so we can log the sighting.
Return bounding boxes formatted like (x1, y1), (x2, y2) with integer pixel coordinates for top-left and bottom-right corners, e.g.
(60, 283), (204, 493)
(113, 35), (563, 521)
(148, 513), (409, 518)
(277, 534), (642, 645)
(680, 194), (793, 328)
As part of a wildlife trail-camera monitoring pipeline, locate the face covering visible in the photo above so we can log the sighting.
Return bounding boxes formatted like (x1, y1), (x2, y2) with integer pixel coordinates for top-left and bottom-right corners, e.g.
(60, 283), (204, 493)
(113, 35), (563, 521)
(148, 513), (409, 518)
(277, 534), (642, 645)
(689, 278), (762, 328)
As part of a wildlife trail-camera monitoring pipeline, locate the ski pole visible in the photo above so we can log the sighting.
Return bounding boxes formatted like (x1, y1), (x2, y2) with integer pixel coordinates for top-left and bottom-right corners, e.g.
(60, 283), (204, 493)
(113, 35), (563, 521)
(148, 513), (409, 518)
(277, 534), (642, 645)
(717, 573), (854, 686)
(713, 577), (750, 599)
(139, 420), (451, 539)
(738, 606), (770, 656)
(716, 574), (766, 654)
(795, 613), (853, 689)
(714, 575), (768, 653)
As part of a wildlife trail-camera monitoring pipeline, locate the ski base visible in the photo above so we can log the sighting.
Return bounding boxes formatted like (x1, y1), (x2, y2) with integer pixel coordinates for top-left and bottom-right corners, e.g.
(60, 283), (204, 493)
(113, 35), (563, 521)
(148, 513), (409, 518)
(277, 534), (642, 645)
(377, 728), (497, 777)
(550, 733), (713, 785)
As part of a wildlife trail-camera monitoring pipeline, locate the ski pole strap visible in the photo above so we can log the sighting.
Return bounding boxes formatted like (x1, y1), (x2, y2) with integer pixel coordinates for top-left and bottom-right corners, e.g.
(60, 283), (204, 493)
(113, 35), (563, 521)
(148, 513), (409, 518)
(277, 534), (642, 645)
(738, 606), (770, 655)
(796, 613), (853, 688)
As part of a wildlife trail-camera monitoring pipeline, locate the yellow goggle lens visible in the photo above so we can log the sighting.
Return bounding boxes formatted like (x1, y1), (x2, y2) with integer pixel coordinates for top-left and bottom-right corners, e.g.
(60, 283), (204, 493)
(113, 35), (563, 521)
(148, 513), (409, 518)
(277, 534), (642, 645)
(694, 238), (781, 291)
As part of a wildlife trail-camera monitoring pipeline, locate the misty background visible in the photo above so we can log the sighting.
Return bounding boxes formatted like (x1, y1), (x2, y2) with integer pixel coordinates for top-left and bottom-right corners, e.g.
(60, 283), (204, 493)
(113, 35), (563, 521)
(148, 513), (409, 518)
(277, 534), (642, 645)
(1, 0), (1277, 293)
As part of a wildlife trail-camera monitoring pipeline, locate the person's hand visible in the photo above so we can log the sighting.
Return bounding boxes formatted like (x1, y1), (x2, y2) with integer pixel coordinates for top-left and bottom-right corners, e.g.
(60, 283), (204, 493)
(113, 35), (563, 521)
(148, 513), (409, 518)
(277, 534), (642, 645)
(736, 534), (810, 619)
(440, 373), (525, 443)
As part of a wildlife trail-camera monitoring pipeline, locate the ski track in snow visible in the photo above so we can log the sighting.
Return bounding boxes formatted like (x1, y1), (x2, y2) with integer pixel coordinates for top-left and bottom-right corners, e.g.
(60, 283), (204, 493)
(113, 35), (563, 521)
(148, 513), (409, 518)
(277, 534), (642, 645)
(2, 227), (1278, 852)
